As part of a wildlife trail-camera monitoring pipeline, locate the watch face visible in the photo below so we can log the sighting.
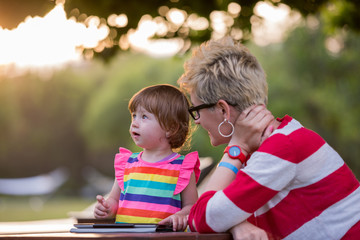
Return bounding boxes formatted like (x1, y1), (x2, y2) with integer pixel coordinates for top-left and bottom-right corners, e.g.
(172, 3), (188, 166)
(229, 146), (241, 157)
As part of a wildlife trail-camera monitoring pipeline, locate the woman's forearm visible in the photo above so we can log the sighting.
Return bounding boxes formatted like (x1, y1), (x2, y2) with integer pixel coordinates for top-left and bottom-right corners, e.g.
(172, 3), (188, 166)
(204, 154), (242, 191)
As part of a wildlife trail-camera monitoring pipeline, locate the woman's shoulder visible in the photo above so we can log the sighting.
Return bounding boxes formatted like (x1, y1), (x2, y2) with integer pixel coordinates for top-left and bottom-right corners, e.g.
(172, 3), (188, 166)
(274, 116), (325, 145)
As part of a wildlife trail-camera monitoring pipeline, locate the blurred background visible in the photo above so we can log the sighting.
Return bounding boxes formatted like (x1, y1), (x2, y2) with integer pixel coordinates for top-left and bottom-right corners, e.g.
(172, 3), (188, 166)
(0, 0), (359, 222)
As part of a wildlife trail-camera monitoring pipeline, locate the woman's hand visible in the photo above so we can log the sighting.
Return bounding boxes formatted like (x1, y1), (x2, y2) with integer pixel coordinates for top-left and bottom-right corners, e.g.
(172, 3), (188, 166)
(230, 105), (274, 155)
(230, 221), (268, 240)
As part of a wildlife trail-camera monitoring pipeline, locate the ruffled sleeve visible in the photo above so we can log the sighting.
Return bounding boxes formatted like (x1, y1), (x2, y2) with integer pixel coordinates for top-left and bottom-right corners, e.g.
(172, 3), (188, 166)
(114, 147), (132, 191)
(174, 151), (200, 195)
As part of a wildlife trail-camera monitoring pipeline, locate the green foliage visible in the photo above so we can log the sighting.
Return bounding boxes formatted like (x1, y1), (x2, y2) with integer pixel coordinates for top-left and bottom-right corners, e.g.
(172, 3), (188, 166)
(321, 0), (360, 34)
(0, 68), (98, 193)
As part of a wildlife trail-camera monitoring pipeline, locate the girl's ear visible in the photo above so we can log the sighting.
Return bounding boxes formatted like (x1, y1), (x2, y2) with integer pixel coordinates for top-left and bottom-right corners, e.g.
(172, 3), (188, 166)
(166, 125), (179, 138)
(217, 99), (231, 119)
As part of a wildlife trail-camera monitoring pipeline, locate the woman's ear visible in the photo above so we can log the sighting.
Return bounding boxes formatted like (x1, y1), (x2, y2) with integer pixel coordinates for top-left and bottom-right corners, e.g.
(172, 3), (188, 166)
(217, 99), (231, 120)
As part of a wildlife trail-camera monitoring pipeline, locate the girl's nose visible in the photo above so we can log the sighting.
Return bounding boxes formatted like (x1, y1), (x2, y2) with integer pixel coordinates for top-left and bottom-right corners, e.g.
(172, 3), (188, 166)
(131, 119), (139, 127)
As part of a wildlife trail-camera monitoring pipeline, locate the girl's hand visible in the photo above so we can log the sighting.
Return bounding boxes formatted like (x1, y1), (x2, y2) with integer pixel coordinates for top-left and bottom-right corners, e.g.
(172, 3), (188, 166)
(158, 213), (188, 232)
(94, 195), (113, 219)
(230, 105), (274, 155)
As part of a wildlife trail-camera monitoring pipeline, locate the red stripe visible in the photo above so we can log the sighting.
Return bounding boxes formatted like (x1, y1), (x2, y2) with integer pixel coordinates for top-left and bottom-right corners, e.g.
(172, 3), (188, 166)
(223, 171), (278, 213)
(254, 163), (360, 238)
(188, 191), (217, 233)
(342, 220), (360, 239)
(276, 115), (292, 129)
(124, 166), (179, 177)
(259, 128), (325, 164)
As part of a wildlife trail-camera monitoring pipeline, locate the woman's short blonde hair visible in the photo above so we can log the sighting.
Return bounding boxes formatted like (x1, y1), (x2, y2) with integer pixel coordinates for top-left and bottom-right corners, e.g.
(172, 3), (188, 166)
(178, 36), (268, 112)
(128, 84), (191, 150)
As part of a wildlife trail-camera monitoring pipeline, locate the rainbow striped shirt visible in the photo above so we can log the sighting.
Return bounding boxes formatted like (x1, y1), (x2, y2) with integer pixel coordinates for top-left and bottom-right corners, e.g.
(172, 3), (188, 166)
(114, 148), (200, 224)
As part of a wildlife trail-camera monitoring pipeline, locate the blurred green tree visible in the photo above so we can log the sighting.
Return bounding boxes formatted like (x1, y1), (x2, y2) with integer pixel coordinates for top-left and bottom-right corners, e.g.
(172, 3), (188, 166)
(0, 67), (97, 191)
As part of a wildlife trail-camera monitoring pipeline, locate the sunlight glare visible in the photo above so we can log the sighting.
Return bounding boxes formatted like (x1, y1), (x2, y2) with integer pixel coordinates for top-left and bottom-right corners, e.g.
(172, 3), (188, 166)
(210, 11), (234, 39)
(228, 2), (241, 17)
(166, 8), (186, 26)
(0, 3), (109, 71)
(127, 15), (184, 57)
(108, 14), (128, 28)
(186, 14), (209, 31)
(255, 2), (288, 22)
(153, 17), (168, 37)
(325, 35), (344, 56)
(252, 1), (301, 45)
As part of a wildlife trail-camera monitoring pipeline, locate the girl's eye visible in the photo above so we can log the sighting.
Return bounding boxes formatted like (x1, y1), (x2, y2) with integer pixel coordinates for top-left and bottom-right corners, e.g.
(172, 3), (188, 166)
(142, 114), (148, 119)
(132, 113), (136, 119)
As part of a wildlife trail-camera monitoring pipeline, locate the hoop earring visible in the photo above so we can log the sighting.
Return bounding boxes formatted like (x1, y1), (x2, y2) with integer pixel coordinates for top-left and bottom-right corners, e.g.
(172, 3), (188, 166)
(218, 118), (234, 138)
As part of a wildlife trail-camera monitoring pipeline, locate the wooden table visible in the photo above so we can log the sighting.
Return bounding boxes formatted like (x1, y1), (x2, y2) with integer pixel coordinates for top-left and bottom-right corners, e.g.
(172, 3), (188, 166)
(0, 219), (232, 240)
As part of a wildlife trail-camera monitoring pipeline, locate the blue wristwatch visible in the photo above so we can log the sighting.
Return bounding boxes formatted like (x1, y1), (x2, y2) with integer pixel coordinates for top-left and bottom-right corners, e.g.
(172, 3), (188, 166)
(224, 145), (247, 164)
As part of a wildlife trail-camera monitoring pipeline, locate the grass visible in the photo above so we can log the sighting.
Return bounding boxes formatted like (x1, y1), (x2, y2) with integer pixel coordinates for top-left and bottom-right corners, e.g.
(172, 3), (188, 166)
(0, 196), (94, 222)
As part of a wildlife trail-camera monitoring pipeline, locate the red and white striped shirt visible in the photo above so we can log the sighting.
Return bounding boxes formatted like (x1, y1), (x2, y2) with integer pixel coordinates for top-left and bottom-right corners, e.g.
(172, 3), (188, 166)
(189, 115), (360, 239)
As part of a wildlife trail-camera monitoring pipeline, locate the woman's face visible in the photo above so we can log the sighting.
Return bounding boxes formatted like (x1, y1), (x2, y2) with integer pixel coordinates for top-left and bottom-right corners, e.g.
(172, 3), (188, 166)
(190, 92), (231, 146)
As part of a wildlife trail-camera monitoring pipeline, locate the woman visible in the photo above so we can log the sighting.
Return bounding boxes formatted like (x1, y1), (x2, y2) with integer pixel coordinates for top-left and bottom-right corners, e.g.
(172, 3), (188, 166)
(178, 37), (360, 239)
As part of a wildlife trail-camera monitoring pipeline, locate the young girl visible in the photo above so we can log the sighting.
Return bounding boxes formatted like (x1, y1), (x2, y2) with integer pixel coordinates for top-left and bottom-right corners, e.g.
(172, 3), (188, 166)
(94, 84), (200, 232)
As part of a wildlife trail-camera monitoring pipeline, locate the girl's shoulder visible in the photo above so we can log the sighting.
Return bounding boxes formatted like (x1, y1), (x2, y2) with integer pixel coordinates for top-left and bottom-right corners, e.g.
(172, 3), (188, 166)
(171, 152), (200, 169)
(115, 147), (132, 164)
(174, 151), (201, 194)
(183, 151), (200, 182)
(115, 147), (142, 164)
(183, 151), (199, 161)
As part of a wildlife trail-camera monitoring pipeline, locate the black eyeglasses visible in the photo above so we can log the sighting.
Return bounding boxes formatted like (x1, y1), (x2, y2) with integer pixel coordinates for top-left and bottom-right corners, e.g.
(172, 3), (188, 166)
(188, 103), (216, 120)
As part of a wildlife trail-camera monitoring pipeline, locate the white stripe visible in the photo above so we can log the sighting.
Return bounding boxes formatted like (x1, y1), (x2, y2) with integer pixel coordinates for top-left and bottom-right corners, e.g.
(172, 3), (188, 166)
(292, 143), (344, 189)
(241, 118), (302, 192)
(285, 186), (360, 240)
(273, 118), (302, 136)
(206, 191), (250, 232)
(255, 188), (290, 216)
(243, 152), (296, 191)
(249, 144), (345, 216)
